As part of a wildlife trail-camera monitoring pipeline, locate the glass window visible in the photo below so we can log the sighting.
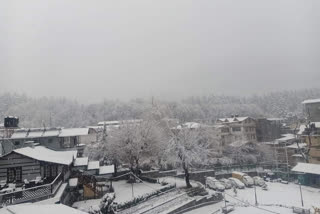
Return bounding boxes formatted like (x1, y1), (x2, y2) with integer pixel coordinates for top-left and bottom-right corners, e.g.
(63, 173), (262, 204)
(7, 167), (22, 182)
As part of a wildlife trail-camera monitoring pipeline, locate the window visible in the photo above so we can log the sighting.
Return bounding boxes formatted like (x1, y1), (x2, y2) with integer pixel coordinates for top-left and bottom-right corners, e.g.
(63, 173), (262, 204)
(14, 141), (20, 146)
(7, 167), (22, 182)
(42, 164), (58, 178)
(221, 128), (229, 133)
(232, 127), (241, 132)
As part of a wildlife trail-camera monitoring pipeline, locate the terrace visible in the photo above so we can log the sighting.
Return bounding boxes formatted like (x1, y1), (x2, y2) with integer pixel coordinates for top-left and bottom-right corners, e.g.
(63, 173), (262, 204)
(0, 172), (63, 207)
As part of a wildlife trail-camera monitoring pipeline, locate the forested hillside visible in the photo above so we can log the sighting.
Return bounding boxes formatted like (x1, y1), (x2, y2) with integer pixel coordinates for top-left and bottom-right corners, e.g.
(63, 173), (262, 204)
(0, 88), (319, 128)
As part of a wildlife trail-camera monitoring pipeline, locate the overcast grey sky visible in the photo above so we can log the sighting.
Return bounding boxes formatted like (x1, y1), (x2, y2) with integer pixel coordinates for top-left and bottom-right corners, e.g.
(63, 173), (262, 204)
(0, 0), (319, 103)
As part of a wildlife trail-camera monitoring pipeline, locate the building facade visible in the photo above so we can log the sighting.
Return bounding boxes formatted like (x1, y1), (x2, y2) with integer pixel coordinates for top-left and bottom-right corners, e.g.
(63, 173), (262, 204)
(302, 99), (320, 122)
(216, 116), (257, 145)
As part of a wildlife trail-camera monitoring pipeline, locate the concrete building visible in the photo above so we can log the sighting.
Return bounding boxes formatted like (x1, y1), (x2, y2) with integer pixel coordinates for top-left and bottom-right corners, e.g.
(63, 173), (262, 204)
(1, 127), (98, 157)
(216, 116), (257, 144)
(292, 162), (320, 186)
(256, 118), (283, 142)
(298, 122), (320, 164)
(302, 99), (320, 122)
(0, 146), (76, 184)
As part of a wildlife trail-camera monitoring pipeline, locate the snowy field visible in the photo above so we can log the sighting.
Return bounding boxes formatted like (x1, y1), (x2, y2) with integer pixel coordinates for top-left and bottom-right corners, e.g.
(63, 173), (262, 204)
(185, 182), (320, 214)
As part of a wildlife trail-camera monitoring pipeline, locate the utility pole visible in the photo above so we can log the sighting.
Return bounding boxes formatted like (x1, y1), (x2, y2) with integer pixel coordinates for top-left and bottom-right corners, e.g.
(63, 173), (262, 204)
(284, 142), (290, 182)
(224, 192), (227, 210)
(299, 182), (304, 207)
(131, 181), (134, 198)
(254, 184), (258, 206)
(273, 140), (279, 176)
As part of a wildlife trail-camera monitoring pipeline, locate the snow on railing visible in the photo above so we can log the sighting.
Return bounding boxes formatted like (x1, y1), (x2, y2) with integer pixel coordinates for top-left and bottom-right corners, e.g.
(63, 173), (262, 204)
(0, 172), (63, 207)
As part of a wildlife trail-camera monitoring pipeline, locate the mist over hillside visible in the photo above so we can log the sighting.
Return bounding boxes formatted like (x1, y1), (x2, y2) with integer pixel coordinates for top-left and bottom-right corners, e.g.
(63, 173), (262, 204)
(0, 88), (319, 128)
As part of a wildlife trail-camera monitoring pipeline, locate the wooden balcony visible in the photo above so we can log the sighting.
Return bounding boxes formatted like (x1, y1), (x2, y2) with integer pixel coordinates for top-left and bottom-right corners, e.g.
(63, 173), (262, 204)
(0, 172), (63, 207)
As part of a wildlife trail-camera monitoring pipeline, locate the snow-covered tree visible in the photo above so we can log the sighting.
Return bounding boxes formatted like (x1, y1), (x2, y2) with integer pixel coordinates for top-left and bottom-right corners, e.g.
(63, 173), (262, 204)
(167, 126), (219, 188)
(108, 117), (165, 174)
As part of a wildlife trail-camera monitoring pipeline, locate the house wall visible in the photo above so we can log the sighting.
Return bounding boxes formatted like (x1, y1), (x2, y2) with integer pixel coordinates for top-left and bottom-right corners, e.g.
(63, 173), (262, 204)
(304, 135), (320, 164)
(10, 136), (61, 151)
(79, 129), (97, 145)
(217, 118), (257, 144)
(0, 152), (41, 182)
(305, 102), (320, 122)
(256, 119), (282, 142)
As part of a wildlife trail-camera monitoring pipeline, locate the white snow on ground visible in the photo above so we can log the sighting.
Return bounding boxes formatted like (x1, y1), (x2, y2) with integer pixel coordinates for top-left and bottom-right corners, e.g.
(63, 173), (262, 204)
(158, 176), (197, 188)
(34, 182), (68, 205)
(223, 182), (320, 209)
(112, 180), (164, 203)
(185, 182), (320, 214)
(0, 204), (87, 214)
(72, 179), (166, 212)
(73, 198), (101, 212)
(184, 202), (294, 214)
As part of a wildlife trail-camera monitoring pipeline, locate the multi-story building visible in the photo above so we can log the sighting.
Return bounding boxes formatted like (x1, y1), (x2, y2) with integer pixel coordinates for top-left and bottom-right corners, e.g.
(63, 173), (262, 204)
(216, 116), (257, 145)
(256, 118), (283, 142)
(299, 99), (320, 164)
(302, 99), (320, 122)
(299, 122), (320, 164)
(1, 127), (98, 157)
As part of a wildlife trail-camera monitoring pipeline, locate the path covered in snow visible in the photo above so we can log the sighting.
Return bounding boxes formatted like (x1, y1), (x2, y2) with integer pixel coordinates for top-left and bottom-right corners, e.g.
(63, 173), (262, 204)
(185, 182), (320, 214)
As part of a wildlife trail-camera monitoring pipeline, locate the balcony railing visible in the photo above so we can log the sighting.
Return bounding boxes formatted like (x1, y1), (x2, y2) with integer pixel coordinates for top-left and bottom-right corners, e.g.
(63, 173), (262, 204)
(0, 172), (63, 207)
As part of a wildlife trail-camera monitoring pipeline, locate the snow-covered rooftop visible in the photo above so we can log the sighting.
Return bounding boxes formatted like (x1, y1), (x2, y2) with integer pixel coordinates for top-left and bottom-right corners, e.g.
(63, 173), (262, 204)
(292, 163), (320, 175)
(276, 134), (296, 142)
(297, 125), (307, 135)
(11, 127), (91, 139)
(42, 129), (60, 137)
(267, 118), (284, 121)
(88, 161), (100, 170)
(313, 122), (320, 128)
(286, 143), (307, 149)
(74, 157), (88, 166)
(69, 178), (78, 187)
(217, 117), (251, 123)
(99, 165), (114, 175)
(9, 146), (77, 165)
(1, 204), (88, 214)
(59, 128), (89, 137)
(98, 119), (142, 126)
(292, 154), (304, 158)
(302, 98), (320, 104)
(10, 131), (28, 139)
